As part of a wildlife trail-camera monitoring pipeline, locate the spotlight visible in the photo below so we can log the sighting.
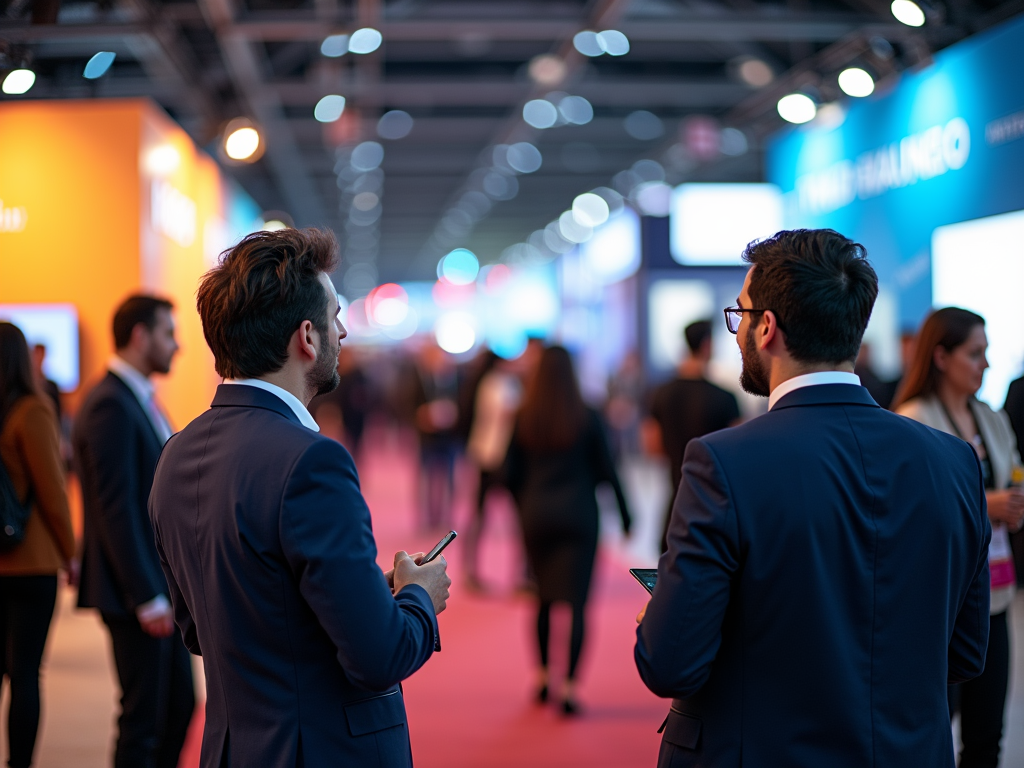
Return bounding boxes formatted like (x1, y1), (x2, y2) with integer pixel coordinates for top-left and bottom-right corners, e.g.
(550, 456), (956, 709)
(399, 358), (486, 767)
(223, 119), (263, 162)
(891, 0), (926, 26)
(84, 52), (116, 80)
(2, 69), (35, 95)
(838, 68), (875, 98)
(348, 28), (383, 54)
(777, 93), (817, 124)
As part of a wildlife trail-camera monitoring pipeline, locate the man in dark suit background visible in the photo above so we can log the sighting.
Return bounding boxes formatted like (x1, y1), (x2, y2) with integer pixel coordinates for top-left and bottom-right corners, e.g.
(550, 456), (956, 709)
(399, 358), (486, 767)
(635, 229), (991, 768)
(74, 295), (194, 768)
(149, 228), (450, 768)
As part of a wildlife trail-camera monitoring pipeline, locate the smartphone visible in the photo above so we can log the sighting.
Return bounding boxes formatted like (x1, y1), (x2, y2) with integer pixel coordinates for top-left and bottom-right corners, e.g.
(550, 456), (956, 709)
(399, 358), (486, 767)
(422, 530), (458, 564)
(629, 568), (658, 594)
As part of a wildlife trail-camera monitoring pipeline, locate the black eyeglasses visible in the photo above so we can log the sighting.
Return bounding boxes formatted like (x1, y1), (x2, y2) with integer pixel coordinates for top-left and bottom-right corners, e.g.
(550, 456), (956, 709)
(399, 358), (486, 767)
(723, 306), (766, 334)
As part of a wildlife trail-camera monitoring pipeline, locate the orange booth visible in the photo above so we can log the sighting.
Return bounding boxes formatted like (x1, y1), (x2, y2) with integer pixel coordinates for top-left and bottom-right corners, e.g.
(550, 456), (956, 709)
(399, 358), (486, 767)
(0, 98), (262, 426)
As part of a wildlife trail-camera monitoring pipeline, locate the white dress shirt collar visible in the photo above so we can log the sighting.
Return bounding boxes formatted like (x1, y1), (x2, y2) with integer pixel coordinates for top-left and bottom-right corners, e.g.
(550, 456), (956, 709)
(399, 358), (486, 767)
(108, 355), (154, 404)
(223, 379), (320, 432)
(768, 371), (862, 411)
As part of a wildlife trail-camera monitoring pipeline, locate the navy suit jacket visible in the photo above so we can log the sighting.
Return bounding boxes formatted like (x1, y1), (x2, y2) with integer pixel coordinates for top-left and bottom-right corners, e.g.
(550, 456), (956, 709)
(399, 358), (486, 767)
(149, 384), (439, 768)
(635, 384), (991, 768)
(75, 372), (169, 616)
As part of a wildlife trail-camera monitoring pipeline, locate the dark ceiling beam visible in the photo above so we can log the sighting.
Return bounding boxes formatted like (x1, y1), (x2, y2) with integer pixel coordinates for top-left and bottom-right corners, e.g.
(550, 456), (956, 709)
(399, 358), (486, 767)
(0, 16), (908, 44)
(196, 0), (329, 227)
(232, 16), (900, 44)
(271, 79), (751, 108)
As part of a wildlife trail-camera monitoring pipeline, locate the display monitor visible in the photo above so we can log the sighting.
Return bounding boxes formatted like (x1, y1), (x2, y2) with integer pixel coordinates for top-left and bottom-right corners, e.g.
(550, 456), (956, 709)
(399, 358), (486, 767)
(932, 209), (1024, 409)
(670, 183), (783, 266)
(0, 304), (80, 391)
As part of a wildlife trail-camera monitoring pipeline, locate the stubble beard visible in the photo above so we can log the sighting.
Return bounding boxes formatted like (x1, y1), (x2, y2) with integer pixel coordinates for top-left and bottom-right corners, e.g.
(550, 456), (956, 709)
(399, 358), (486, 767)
(308, 330), (341, 397)
(739, 324), (771, 397)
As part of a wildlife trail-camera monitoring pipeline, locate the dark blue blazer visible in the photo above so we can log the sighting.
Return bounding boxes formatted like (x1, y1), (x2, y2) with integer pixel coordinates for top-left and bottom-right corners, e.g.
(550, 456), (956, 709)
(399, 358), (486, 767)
(635, 384), (991, 768)
(75, 372), (169, 616)
(149, 384), (439, 768)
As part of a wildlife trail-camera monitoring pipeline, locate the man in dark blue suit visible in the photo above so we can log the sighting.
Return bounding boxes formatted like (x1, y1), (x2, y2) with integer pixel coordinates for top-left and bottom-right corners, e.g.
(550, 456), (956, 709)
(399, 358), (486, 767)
(149, 228), (450, 768)
(635, 229), (991, 768)
(75, 295), (194, 768)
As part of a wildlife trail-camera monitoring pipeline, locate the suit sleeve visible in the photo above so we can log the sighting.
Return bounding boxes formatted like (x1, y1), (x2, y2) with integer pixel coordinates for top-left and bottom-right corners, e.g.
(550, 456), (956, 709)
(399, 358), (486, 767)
(635, 437), (739, 698)
(152, 517), (202, 655)
(280, 439), (438, 692)
(18, 399), (75, 561)
(78, 397), (166, 609)
(948, 447), (992, 684)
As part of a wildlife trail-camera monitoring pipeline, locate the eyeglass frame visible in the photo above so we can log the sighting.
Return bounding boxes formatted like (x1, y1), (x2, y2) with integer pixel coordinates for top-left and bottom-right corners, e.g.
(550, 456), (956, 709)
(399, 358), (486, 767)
(723, 306), (769, 334)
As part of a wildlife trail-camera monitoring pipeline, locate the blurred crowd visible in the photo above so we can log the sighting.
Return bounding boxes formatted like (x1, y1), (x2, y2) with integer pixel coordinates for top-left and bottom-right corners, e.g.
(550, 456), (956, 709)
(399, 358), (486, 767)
(2, 294), (1024, 765)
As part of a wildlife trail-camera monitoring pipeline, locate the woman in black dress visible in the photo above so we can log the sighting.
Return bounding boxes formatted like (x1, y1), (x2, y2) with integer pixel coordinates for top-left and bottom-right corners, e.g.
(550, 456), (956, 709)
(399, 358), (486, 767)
(504, 346), (631, 714)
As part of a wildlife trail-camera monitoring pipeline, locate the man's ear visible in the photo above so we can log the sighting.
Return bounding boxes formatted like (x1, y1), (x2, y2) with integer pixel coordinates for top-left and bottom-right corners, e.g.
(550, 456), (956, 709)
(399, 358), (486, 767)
(758, 310), (780, 351)
(296, 320), (318, 362)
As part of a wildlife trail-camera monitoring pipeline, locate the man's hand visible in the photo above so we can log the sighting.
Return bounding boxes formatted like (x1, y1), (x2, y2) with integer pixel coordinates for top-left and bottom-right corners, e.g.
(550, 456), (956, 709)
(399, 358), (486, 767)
(636, 601), (648, 624)
(987, 488), (1024, 531)
(392, 550), (451, 614)
(137, 595), (175, 638)
(139, 608), (174, 638)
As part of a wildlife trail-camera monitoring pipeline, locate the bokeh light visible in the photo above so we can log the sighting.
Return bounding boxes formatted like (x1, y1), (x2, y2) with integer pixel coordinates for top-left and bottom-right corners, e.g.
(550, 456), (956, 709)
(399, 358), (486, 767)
(435, 312), (476, 354)
(439, 248), (480, 285)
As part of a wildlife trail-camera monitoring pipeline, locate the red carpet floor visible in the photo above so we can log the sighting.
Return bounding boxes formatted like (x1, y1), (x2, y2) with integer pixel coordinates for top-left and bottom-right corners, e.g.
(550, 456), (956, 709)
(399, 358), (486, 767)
(180, 430), (666, 767)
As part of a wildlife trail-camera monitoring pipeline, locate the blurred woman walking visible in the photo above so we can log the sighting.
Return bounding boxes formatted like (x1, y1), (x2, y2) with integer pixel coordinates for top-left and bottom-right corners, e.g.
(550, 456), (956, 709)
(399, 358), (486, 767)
(504, 345), (631, 715)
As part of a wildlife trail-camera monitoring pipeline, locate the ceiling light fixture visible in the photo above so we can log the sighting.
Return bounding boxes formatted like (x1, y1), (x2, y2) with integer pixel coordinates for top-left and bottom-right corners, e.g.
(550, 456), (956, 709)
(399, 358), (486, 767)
(838, 68), (875, 97)
(891, 0), (926, 26)
(2, 69), (35, 95)
(777, 93), (817, 124)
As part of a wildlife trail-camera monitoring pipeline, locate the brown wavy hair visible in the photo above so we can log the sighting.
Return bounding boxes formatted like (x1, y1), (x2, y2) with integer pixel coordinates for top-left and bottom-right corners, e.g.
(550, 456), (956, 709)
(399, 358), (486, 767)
(197, 228), (339, 379)
(0, 323), (37, 427)
(516, 345), (587, 451)
(891, 307), (985, 410)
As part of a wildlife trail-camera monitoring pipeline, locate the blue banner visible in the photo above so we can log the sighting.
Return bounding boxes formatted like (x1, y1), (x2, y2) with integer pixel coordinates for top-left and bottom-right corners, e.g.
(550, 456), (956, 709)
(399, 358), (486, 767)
(767, 13), (1024, 327)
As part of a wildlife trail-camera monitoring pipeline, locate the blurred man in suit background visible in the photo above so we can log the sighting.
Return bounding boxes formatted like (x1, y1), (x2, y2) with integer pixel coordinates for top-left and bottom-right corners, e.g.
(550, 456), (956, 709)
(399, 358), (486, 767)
(73, 295), (194, 768)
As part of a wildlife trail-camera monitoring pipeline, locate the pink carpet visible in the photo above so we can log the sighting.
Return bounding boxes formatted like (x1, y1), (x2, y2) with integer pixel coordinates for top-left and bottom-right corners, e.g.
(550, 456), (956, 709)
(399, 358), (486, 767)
(180, 430), (665, 767)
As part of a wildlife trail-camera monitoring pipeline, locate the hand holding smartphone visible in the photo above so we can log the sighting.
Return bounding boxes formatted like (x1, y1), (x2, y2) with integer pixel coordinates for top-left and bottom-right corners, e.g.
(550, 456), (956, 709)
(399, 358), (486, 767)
(422, 530), (457, 563)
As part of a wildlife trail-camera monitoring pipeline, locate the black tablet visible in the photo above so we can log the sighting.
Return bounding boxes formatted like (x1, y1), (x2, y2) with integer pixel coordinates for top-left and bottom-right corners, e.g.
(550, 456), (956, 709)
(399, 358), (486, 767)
(629, 568), (658, 594)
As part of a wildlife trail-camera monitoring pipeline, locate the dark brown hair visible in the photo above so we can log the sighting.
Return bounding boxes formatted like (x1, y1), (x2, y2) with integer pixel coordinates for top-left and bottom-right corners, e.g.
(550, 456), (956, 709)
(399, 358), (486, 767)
(113, 295), (174, 350)
(891, 307), (985, 410)
(0, 322), (38, 427)
(516, 345), (587, 451)
(197, 228), (339, 379)
(743, 229), (878, 364)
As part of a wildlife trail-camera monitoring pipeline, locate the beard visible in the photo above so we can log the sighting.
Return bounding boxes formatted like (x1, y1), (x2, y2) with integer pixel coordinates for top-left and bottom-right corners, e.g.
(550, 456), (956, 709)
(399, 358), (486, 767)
(739, 324), (770, 397)
(307, 329), (341, 397)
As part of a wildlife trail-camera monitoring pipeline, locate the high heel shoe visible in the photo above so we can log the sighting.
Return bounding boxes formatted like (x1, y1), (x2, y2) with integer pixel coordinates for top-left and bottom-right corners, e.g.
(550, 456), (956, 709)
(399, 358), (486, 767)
(561, 697), (579, 716)
(535, 684), (549, 704)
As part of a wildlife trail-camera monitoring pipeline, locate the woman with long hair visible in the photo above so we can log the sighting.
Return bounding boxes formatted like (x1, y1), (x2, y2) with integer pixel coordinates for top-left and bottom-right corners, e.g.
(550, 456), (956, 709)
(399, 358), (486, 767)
(893, 308), (1023, 768)
(504, 345), (631, 714)
(0, 322), (76, 768)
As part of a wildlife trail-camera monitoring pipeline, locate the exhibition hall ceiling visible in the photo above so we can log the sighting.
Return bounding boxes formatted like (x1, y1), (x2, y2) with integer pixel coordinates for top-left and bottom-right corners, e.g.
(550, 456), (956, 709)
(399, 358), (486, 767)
(1, 0), (1021, 286)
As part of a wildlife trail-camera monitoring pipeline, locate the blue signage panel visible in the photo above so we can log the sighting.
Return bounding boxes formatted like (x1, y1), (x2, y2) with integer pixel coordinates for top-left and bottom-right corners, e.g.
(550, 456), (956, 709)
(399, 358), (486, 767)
(767, 14), (1024, 326)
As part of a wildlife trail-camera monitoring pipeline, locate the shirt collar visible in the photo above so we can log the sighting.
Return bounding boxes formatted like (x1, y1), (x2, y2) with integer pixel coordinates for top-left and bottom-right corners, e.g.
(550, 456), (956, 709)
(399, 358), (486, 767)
(108, 355), (155, 405)
(223, 379), (320, 432)
(768, 371), (862, 411)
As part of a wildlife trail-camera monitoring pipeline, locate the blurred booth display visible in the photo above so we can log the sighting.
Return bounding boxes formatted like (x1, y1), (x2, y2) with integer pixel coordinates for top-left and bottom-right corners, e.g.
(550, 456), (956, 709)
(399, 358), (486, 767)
(768, 13), (1024, 405)
(0, 304), (79, 391)
(932, 210), (1024, 407)
(669, 183), (783, 266)
(0, 99), (263, 421)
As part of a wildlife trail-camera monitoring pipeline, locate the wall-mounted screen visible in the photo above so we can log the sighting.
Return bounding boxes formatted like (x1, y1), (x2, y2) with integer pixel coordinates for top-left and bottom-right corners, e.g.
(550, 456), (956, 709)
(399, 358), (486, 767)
(0, 304), (80, 391)
(932, 209), (1024, 409)
(670, 183), (783, 266)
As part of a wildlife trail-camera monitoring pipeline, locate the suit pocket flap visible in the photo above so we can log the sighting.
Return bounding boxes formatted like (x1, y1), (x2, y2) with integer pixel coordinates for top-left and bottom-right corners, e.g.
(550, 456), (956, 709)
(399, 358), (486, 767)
(663, 710), (701, 750)
(344, 690), (406, 737)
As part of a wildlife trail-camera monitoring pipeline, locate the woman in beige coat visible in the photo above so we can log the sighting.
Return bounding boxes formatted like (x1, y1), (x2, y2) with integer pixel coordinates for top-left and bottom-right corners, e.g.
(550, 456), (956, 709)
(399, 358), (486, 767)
(894, 307), (1022, 768)
(0, 322), (76, 768)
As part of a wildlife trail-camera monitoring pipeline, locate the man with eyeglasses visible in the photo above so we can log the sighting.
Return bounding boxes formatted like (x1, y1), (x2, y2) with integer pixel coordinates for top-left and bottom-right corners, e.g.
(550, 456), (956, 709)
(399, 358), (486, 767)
(635, 229), (991, 768)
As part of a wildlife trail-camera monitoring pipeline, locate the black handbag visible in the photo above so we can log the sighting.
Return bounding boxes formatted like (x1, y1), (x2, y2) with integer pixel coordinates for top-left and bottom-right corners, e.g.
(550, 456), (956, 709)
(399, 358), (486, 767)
(0, 443), (32, 552)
